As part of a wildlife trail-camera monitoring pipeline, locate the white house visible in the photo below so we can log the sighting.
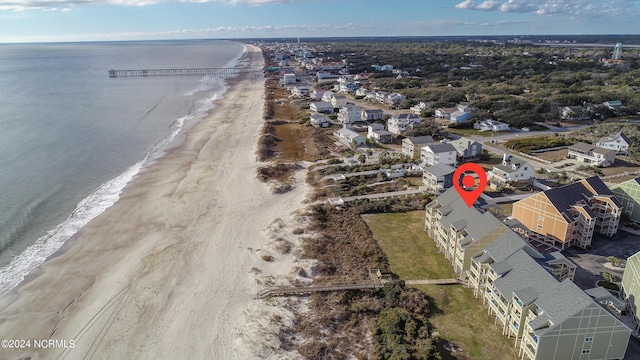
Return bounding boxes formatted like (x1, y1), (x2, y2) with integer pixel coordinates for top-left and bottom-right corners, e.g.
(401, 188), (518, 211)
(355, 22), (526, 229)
(449, 137), (482, 161)
(321, 91), (335, 103)
(422, 163), (455, 194)
(367, 124), (392, 144)
(604, 100), (623, 111)
(410, 102), (432, 115)
(356, 88), (369, 97)
(381, 64), (394, 71)
(375, 91), (388, 104)
(337, 104), (362, 125)
(387, 114), (421, 136)
(386, 93), (406, 106)
(456, 104), (471, 113)
(331, 94), (347, 109)
(310, 102), (334, 114)
(334, 127), (366, 147)
(561, 105), (588, 120)
(283, 73), (296, 84)
(450, 111), (471, 123)
(361, 109), (383, 121)
(310, 113), (329, 128)
(474, 119), (510, 132)
(596, 131), (631, 155)
(435, 107), (457, 119)
(291, 86), (310, 97)
(489, 154), (535, 184)
(568, 143), (616, 167)
(421, 143), (457, 167)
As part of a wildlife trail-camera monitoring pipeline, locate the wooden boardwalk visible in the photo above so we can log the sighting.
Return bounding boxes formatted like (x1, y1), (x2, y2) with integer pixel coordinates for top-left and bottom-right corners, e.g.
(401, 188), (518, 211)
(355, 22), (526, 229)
(256, 269), (463, 299)
(108, 67), (264, 78)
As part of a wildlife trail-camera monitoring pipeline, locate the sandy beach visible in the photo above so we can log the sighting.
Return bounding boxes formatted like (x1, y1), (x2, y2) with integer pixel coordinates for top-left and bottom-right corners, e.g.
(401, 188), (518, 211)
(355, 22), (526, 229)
(0, 44), (308, 359)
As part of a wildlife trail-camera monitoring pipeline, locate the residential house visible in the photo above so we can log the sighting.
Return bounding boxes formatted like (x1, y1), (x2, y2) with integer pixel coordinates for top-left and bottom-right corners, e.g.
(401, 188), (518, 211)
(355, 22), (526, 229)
(511, 177), (622, 249)
(435, 107), (457, 119)
(568, 143), (616, 167)
(334, 127), (365, 148)
(330, 94), (347, 109)
(596, 131), (631, 155)
(622, 251), (640, 333)
(321, 91), (335, 103)
(474, 119), (510, 132)
(402, 136), (435, 159)
(387, 114), (421, 136)
(291, 85), (309, 97)
(316, 72), (340, 82)
(450, 111), (471, 123)
(310, 102), (334, 114)
(375, 91), (388, 104)
(381, 64), (394, 71)
(355, 87), (370, 97)
(310, 89), (324, 100)
(488, 154), (535, 185)
(422, 163), (455, 194)
(560, 105), (588, 120)
(310, 113), (329, 128)
(425, 189), (629, 360)
(386, 92), (406, 106)
(421, 143), (457, 167)
(410, 102), (432, 115)
(361, 108), (384, 121)
(604, 100), (623, 111)
(282, 73), (296, 84)
(449, 137), (482, 162)
(337, 104), (361, 125)
(610, 177), (640, 224)
(367, 124), (392, 144)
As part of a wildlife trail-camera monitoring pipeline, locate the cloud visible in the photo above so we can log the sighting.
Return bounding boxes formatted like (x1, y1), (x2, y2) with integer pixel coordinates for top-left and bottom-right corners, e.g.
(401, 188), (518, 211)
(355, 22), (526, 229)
(475, 0), (499, 10)
(455, 0), (640, 19)
(0, 0), (310, 11)
(454, 0), (475, 10)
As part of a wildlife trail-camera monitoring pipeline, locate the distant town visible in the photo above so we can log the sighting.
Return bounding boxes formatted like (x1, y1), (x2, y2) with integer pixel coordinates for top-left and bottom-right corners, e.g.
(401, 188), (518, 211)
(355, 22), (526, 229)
(251, 36), (640, 359)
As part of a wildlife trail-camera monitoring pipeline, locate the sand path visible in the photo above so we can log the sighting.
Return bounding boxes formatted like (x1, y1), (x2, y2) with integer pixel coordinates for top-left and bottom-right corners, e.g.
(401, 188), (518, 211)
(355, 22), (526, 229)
(0, 45), (306, 359)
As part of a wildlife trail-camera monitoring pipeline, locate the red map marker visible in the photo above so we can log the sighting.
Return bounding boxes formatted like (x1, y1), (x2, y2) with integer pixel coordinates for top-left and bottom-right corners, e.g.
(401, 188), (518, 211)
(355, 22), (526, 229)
(453, 163), (487, 208)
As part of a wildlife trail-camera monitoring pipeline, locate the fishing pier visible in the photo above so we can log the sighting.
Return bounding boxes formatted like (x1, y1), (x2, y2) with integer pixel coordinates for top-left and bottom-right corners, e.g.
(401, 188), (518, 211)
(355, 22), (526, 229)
(108, 67), (264, 78)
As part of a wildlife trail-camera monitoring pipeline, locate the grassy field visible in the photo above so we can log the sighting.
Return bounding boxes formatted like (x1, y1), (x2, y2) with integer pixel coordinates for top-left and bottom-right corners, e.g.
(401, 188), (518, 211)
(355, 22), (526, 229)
(363, 211), (519, 360)
(273, 123), (323, 162)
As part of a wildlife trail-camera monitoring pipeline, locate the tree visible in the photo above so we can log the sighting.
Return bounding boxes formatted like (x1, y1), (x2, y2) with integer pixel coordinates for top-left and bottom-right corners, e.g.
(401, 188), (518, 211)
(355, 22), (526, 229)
(358, 153), (367, 164)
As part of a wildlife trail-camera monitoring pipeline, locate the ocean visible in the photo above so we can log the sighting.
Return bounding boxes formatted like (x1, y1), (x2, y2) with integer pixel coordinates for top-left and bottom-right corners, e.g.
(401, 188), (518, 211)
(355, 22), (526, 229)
(0, 39), (245, 293)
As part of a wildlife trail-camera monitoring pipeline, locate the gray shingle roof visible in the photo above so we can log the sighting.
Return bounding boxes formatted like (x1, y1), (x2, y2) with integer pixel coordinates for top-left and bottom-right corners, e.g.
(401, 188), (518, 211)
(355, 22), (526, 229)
(426, 143), (457, 153)
(542, 176), (616, 217)
(473, 232), (527, 263)
(530, 280), (596, 336)
(406, 136), (435, 145)
(424, 163), (455, 177)
(598, 131), (630, 145)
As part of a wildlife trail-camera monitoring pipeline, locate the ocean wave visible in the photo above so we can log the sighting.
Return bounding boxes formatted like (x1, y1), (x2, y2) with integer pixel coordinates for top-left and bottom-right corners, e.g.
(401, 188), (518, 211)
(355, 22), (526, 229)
(0, 155), (147, 294)
(0, 43), (246, 296)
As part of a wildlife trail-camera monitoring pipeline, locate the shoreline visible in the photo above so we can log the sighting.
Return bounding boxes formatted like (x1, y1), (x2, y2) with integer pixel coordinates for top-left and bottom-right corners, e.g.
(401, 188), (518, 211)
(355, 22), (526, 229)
(0, 44), (309, 359)
(0, 42), (246, 296)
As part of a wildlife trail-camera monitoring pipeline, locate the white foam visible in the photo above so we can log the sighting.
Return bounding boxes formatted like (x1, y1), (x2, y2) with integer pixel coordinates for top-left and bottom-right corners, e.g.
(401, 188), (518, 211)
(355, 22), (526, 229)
(0, 155), (147, 293)
(0, 44), (247, 295)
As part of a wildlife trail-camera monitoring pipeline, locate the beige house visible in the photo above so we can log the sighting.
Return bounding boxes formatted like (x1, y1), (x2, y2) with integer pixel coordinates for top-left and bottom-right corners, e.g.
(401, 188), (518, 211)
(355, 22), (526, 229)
(401, 136), (435, 159)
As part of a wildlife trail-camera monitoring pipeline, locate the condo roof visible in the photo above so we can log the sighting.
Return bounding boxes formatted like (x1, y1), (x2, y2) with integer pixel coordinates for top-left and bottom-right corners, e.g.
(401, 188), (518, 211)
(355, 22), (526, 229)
(405, 135), (435, 145)
(542, 176), (618, 217)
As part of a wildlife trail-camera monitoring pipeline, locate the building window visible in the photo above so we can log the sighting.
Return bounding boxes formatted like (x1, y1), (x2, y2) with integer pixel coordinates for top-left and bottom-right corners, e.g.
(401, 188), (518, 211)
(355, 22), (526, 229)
(585, 337), (593, 342)
(537, 225), (543, 229)
(582, 349), (591, 354)
(538, 216), (544, 221)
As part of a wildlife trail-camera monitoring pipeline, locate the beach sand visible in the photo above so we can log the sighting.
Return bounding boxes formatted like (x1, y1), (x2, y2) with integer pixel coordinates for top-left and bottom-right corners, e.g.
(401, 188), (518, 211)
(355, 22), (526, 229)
(0, 45), (309, 359)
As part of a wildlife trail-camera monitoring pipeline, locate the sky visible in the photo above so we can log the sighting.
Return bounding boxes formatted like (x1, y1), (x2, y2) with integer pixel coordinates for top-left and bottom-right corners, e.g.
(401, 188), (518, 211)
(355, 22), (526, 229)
(0, 0), (639, 43)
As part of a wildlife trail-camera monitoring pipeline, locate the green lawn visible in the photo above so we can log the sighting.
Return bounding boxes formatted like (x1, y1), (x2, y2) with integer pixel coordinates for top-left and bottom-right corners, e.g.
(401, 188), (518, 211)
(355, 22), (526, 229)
(363, 211), (519, 360)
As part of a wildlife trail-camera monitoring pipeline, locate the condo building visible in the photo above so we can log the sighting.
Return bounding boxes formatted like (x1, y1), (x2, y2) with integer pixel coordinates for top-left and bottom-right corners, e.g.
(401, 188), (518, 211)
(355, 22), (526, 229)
(511, 177), (621, 249)
(425, 188), (630, 359)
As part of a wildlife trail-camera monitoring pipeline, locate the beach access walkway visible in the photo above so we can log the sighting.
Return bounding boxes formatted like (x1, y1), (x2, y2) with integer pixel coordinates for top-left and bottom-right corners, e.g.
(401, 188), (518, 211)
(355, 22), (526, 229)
(256, 270), (463, 298)
(326, 187), (426, 206)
